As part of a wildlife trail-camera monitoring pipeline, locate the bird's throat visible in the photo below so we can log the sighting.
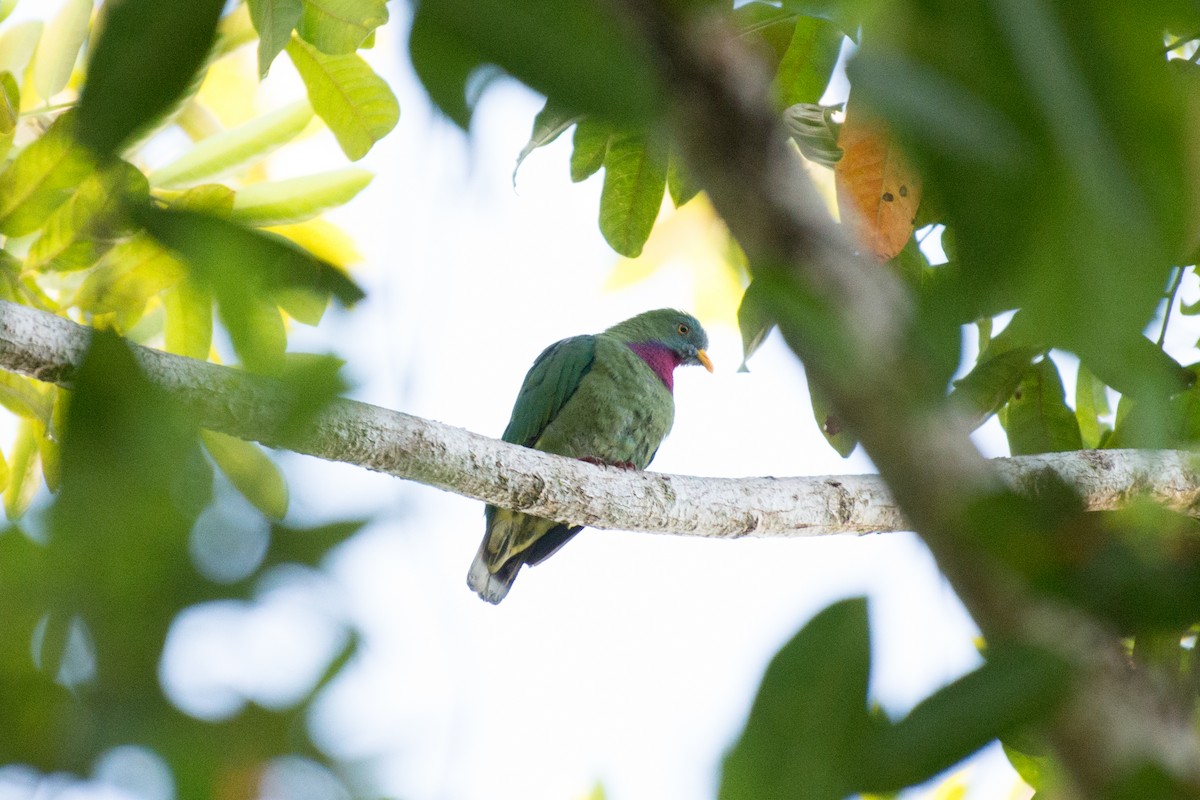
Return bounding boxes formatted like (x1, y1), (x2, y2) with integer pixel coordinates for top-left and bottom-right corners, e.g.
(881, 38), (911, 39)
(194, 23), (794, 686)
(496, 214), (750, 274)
(627, 341), (679, 392)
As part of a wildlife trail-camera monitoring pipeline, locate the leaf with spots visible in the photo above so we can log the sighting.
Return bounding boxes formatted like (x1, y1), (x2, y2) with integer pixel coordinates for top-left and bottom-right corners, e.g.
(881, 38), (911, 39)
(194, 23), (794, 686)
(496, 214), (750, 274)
(834, 101), (921, 261)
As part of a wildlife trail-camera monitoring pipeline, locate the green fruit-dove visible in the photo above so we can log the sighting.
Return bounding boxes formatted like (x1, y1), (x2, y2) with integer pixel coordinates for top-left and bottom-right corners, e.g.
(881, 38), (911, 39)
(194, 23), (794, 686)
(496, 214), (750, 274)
(468, 308), (713, 604)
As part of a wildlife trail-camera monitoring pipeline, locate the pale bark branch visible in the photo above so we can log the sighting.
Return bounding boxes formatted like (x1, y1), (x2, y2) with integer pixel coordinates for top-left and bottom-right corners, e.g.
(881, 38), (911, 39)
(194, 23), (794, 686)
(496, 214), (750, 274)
(0, 299), (1197, 542)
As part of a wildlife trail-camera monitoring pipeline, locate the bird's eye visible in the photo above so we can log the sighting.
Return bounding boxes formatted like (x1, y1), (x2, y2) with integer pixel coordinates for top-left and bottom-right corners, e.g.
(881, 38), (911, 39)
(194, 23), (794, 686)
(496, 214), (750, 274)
(677, 323), (690, 335)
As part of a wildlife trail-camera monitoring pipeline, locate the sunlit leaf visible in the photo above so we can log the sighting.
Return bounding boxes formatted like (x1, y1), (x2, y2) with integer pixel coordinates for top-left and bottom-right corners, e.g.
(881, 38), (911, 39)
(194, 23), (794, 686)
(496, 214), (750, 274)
(1006, 358), (1083, 455)
(1075, 362), (1111, 449)
(150, 101), (315, 188)
(230, 168), (373, 227)
(287, 36), (398, 161)
(248, 0), (303, 76)
(0, 71), (16, 137)
(570, 118), (611, 183)
(0, 371), (51, 424)
(0, 20), (41, 79)
(297, 0), (388, 55)
(835, 101), (922, 261)
(201, 430), (288, 520)
(162, 279), (213, 360)
(720, 597), (871, 800)
(31, 0), (90, 100)
(76, 0), (225, 158)
(136, 206), (363, 373)
(514, 99), (578, 185)
(267, 218), (361, 268)
(26, 160), (148, 272)
(4, 418), (40, 519)
(73, 235), (186, 314)
(0, 0), (17, 26)
(599, 132), (667, 258)
(0, 112), (96, 237)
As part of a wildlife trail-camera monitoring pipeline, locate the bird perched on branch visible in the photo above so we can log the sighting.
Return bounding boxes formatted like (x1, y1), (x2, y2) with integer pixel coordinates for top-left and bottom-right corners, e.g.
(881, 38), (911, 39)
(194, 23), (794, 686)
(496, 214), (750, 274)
(468, 308), (713, 604)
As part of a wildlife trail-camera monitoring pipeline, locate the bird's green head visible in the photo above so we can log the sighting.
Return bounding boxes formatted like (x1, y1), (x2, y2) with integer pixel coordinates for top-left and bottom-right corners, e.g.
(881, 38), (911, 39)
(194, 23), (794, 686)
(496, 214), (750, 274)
(606, 308), (713, 372)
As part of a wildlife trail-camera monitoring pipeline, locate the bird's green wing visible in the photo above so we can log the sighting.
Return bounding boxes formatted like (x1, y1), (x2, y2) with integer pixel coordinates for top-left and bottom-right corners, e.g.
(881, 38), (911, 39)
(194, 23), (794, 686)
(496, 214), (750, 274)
(502, 334), (597, 447)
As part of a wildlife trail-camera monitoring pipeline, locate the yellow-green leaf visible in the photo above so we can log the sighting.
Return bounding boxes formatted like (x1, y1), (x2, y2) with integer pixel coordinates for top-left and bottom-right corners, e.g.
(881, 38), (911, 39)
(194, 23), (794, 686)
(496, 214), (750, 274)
(287, 35), (398, 161)
(0, 71), (17, 136)
(150, 100), (315, 188)
(35, 413), (60, 493)
(248, 0), (303, 76)
(73, 234), (186, 313)
(5, 418), (39, 519)
(0, 111), (96, 236)
(0, 20), (42, 79)
(1075, 362), (1111, 449)
(26, 160), (148, 272)
(0, 446), (10, 495)
(201, 430), (289, 520)
(230, 167), (372, 227)
(0, 0), (18, 26)
(570, 118), (611, 183)
(297, 0), (388, 55)
(163, 279), (213, 360)
(0, 371), (51, 423)
(167, 183), (237, 215)
(31, 0), (90, 100)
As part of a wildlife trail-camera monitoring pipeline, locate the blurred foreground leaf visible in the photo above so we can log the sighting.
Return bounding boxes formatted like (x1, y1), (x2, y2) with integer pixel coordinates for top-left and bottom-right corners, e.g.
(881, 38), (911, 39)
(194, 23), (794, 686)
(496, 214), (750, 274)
(76, 0), (225, 158)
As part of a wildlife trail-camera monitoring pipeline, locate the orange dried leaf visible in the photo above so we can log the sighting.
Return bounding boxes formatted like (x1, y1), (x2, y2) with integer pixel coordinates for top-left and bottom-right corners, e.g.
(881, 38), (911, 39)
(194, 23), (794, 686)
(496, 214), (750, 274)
(835, 102), (921, 261)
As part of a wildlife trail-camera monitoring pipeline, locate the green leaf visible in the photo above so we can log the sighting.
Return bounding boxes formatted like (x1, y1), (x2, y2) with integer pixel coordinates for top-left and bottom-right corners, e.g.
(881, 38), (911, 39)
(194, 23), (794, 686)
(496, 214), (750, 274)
(0, 0), (17, 25)
(297, 0), (389, 55)
(201, 430), (288, 520)
(408, 0), (656, 129)
(859, 646), (1068, 792)
(514, 99), (579, 185)
(230, 167), (373, 227)
(598, 132), (666, 257)
(570, 117), (611, 183)
(0, 20), (42, 79)
(31, 0), (90, 100)
(135, 206), (364, 373)
(1075, 362), (1111, 449)
(773, 16), (842, 109)
(666, 153), (701, 208)
(1005, 358), (1083, 456)
(287, 35), (399, 161)
(948, 347), (1039, 431)
(163, 279), (213, 360)
(4, 418), (39, 519)
(264, 519), (365, 569)
(26, 160), (148, 272)
(737, 279), (774, 371)
(809, 374), (857, 457)
(76, 0), (225, 158)
(0, 111), (96, 237)
(248, 0), (303, 77)
(0, 71), (17, 136)
(73, 234), (186, 314)
(0, 371), (52, 424)
(720, 597), (871, 800)
(150, 100), (314, 188)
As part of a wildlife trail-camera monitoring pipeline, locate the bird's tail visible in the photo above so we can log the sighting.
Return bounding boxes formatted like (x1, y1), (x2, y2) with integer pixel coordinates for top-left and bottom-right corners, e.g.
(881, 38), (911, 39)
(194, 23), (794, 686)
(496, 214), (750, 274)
(467, 542), (521, 605)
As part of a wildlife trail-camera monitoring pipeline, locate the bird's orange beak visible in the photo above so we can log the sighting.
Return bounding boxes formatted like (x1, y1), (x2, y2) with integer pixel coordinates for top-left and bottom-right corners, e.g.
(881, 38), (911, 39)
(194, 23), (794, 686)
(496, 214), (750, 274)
(697, 349), (714, 373)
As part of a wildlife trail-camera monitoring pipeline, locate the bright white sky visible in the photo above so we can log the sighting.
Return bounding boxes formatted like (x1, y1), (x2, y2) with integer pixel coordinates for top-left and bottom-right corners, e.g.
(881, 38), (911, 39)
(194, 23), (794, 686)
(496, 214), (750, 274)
(0, 2), (1105, 799)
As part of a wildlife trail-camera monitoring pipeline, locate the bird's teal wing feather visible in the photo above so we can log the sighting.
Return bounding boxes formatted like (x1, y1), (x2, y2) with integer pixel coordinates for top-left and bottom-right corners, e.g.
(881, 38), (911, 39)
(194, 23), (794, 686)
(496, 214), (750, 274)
(501, 335), (597, 447)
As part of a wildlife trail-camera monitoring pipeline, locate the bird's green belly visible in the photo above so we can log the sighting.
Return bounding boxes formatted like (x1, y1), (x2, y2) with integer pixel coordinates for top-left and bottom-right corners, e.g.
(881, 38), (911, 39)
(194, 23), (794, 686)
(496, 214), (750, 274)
(533, 344), (674, 468)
